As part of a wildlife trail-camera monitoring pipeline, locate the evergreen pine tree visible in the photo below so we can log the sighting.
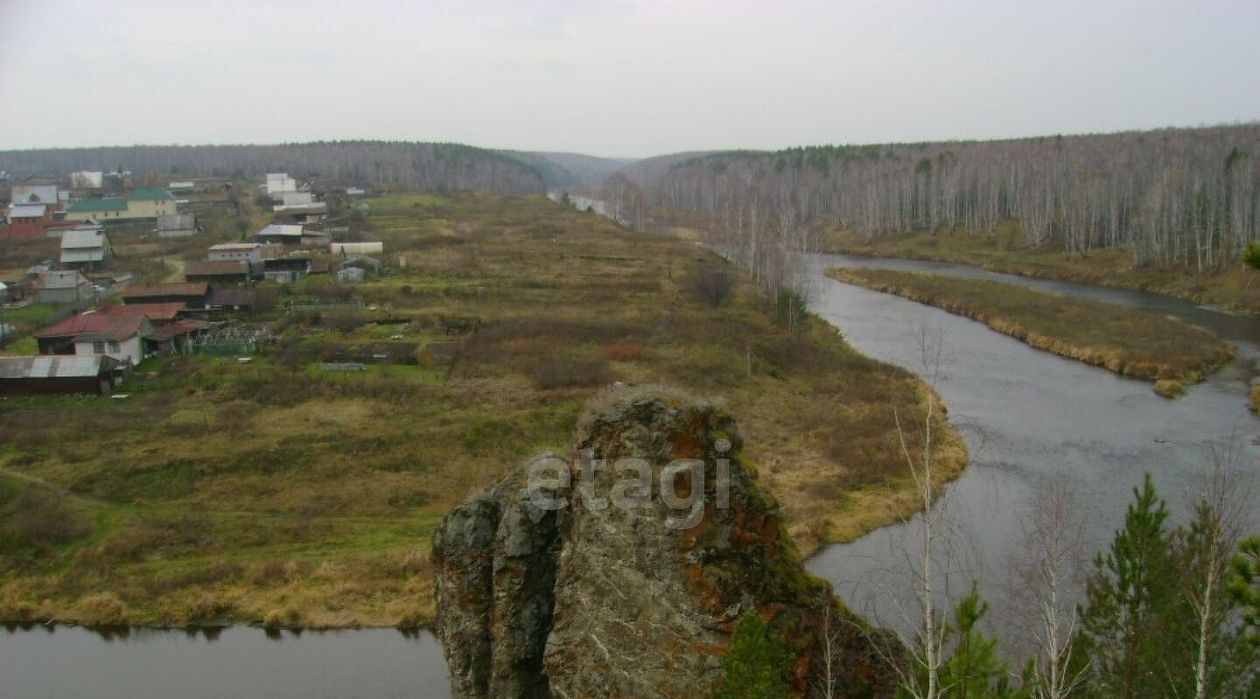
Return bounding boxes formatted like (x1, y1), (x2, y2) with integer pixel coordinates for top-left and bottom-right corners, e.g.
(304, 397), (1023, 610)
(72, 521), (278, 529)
(713, 611), (794, 699)
(897, 586), (1029, 699)
(1076, 474), (1175, 699)
(1230, 536), (1260, 647)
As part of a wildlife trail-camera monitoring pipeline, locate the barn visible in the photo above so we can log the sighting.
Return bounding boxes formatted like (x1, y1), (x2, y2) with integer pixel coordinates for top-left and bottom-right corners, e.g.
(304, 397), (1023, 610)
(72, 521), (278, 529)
(0, 355), (122, 396)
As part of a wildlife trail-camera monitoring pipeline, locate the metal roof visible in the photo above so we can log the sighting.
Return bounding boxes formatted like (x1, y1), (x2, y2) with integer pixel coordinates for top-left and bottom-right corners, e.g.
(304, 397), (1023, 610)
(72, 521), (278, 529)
(38, 312), (146, 341)
(145, 321), (203, 342)
(9, 203), (48, 218)
(96, 302), (185, 322)
(61, 229), (108, 249)
(185, 260), (250, 276)
(208, 242), (263, 251)
(66, 198), (127, 213)
(256, 223), (303, 238)
(10, 185), (58, 204)
(122, 282), (208, 298)
(0, 355), (108, 379)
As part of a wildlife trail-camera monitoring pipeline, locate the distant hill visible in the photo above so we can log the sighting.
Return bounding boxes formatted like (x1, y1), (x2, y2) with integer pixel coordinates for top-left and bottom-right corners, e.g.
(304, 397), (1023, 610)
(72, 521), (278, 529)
(605, 150), (728, 186)
(497, 150), (636, 190)
(0, 141), (548, 194)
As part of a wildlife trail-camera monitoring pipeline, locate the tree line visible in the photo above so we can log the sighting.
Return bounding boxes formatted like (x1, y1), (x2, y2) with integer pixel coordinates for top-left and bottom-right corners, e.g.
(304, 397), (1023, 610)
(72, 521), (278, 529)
(0, 141), (548, 194)
(603, 124), (1260, 276)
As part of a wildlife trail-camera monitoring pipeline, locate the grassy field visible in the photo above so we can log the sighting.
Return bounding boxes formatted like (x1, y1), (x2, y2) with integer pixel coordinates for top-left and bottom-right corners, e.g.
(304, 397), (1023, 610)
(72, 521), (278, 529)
(0, 194), (965, 629)
(830, 268), (1235, 390)
(826, 224), (1260, 315)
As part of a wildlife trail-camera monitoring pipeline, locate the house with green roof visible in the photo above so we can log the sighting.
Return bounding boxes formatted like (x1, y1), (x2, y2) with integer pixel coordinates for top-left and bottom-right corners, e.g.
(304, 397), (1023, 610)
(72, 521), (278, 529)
(64, 198), (128, 222)
(63, 187), (176, 223)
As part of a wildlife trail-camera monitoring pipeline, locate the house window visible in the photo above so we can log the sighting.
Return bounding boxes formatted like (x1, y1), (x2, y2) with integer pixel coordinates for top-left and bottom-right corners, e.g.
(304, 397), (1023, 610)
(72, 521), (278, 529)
(108, 342), (120, 353)
(93, 341), (105, 354)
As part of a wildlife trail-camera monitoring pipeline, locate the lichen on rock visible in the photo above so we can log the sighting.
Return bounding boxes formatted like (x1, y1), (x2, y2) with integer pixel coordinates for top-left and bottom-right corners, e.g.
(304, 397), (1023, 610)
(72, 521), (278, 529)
(432, 385), (897, 698)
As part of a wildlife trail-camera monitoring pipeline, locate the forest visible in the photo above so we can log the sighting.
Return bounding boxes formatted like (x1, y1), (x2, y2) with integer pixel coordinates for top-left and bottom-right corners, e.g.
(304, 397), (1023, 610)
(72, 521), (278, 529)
(600, 125), (1260, 296)
(0, 141), (548, 194)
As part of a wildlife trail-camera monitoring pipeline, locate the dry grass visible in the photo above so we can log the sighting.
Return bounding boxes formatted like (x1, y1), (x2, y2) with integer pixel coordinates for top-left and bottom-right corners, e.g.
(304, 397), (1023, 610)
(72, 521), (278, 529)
(0, 193), (964, 627)
(826, 224), (1260, 315)
(831, 268), (1234, 387)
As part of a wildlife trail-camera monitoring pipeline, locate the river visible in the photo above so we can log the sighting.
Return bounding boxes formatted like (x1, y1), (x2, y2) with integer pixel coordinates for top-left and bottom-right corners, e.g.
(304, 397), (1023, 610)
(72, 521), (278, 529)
(804, 253), (1260, 637)
(3, 251), (1257, 694)
(0, 624), (451, 699)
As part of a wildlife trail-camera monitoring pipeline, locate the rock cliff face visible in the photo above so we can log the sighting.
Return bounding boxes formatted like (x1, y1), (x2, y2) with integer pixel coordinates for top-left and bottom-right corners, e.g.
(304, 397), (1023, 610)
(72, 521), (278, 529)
(432, 387), (896, 698)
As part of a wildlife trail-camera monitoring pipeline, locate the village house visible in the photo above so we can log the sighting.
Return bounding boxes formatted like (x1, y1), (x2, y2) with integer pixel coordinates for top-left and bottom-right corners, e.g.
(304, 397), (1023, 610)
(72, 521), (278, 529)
(2, 203), (53, 238)
(122, 282), (211, 309)
(63, 187), (176, 223)
(277, 192), (313, 206)
(0, 355), (122, 397)
(9, 185), (60, 205)
(184, 260), (253, 285)
(63, 197), (128, 221)
(208, 242), (278, 264)
(45, 221), (105, 240)
(143, 320), (205, 355)
(254, 223), (304, 246)
(208, 288), (258, 312)
(60, 228), (112, 268)
(263, 256), (312, 283)
(35, 269), (94, 305)
(330, 241), (384, 256)
(95, 302), (187, 325)
(264, 173), (297, 196)
(94, 304), (206, 355)
(125, 187), (177, 218)
(37, 311), (151, 367)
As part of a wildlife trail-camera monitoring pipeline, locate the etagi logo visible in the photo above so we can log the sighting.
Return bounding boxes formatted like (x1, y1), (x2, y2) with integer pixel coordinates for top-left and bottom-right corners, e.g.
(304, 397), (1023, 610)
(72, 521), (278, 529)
(526, 439), (733, 530)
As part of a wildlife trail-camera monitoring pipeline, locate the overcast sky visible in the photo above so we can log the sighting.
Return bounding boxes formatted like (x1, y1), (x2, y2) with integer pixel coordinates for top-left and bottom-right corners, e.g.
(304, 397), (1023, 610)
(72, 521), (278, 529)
(1, 0), (1257, 157)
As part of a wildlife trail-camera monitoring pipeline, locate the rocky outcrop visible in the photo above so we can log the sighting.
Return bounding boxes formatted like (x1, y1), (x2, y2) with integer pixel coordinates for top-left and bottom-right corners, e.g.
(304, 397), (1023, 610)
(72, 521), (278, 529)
(432, 386), (896, 698)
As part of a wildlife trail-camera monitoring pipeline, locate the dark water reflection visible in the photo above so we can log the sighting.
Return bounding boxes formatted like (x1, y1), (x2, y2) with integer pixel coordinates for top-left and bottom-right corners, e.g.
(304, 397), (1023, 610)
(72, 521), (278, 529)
(0, 625), (450, 699)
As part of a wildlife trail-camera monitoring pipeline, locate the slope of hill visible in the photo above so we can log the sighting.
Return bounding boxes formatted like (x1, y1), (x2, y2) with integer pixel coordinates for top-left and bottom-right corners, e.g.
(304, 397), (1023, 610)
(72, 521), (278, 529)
(0, 141), (547, 194)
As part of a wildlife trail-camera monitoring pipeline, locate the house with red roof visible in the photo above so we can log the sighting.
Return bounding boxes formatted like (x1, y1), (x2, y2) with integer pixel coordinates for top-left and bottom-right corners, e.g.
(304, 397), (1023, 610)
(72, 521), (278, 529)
(36, 311), (151, 366)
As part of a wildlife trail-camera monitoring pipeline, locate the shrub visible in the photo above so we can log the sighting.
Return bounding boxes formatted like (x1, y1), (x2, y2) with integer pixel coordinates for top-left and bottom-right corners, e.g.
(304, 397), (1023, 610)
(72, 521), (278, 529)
(712, 611), (793, 699)
(0, 482), (93, 556)
(690, 264), (736, 308)
(526, 358), (613, 390)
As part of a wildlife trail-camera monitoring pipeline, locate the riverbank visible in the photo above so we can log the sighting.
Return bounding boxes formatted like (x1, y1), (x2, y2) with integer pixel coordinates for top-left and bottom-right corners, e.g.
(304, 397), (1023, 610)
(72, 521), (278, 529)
(826, 227), (1260, 315)
(829, 268), (1235, 388)
(0, 194), (967, 629)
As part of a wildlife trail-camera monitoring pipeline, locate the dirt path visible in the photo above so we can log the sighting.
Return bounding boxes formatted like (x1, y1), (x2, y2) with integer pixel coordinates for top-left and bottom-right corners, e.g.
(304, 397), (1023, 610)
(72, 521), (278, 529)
(0, 464), (103, 506)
